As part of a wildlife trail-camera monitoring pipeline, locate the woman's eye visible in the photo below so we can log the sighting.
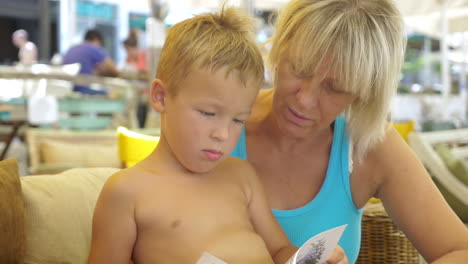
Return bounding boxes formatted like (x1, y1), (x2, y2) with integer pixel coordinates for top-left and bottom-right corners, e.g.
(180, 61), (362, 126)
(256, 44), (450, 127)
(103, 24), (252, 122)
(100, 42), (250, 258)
(293, 70), (311, 79)
(323, 81), (344, 94)
(199, 110), (215, 116)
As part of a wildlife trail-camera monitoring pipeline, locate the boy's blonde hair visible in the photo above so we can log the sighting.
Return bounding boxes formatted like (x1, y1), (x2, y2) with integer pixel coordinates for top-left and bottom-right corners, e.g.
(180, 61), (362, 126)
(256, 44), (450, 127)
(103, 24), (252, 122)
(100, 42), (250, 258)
(156, 7), (264, 95)
(269, 0), (406, 161)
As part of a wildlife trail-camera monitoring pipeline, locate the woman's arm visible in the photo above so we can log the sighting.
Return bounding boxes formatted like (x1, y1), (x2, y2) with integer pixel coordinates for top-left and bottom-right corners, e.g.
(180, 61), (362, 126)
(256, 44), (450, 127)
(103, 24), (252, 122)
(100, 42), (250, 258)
(364, 128), (468, 263)
(88, 171), (137, 264)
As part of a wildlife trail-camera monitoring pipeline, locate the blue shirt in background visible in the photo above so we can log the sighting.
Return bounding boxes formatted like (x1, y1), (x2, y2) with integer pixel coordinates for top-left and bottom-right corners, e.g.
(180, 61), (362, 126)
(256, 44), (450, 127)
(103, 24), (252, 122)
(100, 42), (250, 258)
(63, 43), (108, 95)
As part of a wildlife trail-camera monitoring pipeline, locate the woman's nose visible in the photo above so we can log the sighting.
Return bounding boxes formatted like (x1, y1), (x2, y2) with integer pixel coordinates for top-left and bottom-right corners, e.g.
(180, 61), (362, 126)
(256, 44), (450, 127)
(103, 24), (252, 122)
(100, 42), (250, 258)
(296, 80), (320, 109)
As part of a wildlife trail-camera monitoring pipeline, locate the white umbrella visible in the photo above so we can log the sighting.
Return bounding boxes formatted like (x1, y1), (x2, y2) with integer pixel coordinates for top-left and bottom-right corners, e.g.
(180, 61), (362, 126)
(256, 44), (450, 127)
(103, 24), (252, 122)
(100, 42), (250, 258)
(398, 0), (468, 108)
(400, 0), (468, 37)
(170, 0), (468, 104)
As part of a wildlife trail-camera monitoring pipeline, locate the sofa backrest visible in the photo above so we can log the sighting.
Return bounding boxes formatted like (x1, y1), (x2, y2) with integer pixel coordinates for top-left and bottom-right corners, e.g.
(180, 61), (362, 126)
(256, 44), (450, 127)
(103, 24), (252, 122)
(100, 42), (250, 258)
(21, 167), (119, 264)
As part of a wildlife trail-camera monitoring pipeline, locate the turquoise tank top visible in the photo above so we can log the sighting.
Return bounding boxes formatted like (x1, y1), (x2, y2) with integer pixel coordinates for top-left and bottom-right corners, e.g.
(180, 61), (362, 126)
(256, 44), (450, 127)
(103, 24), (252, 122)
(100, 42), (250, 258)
(231, 116), (363, 263)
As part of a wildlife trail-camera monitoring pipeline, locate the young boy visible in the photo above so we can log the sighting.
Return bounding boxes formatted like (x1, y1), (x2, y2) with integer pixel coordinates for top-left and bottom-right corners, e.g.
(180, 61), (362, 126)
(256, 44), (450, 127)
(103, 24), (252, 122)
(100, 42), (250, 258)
(88, 7), (297, 264)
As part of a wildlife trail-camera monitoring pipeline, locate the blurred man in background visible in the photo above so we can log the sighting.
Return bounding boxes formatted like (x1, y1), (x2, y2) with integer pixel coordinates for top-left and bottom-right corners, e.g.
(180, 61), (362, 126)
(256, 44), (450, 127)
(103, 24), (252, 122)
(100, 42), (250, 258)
(12, 29), (38, 65)
(63, 29), (118, 95)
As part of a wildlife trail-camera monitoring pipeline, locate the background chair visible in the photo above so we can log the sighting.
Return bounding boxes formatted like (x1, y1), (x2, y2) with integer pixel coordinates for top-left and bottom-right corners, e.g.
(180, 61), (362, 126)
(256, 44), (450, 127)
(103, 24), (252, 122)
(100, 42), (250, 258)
(25, 128), (120, 174)
(0, 120), (26, 160)
(408, 129), (468, 223)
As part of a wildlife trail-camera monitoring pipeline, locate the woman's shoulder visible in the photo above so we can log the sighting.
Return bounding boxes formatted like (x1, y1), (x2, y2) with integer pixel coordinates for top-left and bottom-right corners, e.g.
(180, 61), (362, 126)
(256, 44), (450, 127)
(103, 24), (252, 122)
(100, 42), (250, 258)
(250, 88), (274, 123)
(258, 88), (274, 100)
(351, 126), (414, 206)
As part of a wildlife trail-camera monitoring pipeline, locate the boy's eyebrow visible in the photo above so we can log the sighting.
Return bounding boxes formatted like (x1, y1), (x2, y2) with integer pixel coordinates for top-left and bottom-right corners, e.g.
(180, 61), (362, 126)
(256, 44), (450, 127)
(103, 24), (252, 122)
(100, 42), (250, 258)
(196, 100), (252, 115)
(238, 111), (252, 116)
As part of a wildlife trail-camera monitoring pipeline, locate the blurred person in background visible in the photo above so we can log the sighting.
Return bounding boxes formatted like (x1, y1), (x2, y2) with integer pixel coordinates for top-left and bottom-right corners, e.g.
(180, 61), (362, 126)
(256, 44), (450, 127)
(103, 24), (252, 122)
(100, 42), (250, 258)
(63, 29), (118, 95)
(121, 28), (147, 80)
(12, 29), (37, 65)
(121, 29), (149, 127)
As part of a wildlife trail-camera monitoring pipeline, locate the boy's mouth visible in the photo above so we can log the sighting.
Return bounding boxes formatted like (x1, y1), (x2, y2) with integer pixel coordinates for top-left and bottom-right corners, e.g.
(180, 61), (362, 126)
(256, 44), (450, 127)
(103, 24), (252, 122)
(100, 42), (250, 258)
(202, 149), (223, 161)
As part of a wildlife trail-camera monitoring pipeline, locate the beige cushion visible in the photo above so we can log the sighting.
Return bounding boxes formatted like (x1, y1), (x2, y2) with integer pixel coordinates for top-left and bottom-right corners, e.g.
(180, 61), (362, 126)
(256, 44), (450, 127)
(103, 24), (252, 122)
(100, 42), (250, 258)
(21, 167), (119, 264)
(434, 143), (468, 222)
(0, 158), (25, 264)
(435, 143), (468, 185)
(40, 139), (120, 168)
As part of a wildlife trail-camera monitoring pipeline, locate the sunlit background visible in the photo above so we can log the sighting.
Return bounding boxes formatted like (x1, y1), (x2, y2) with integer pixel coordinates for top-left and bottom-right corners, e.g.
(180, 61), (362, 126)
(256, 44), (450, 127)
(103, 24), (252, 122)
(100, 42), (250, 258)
(1, 0), (468, 131)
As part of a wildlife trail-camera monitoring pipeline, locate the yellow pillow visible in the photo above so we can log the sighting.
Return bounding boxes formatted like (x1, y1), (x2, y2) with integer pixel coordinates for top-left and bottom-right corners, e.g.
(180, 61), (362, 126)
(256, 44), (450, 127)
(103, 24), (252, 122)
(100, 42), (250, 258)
(21, 167), (119, 264)
(40, 139), (120, 168)
(0, 158), (25, 263)
(117, 127), (159, 168)
(393, 120), (415, 142)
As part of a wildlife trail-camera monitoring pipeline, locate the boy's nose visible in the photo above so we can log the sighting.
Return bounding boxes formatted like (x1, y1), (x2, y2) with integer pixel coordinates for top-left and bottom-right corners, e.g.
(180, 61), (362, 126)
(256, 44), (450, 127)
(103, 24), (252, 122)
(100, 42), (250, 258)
(210, 123), (229, 142)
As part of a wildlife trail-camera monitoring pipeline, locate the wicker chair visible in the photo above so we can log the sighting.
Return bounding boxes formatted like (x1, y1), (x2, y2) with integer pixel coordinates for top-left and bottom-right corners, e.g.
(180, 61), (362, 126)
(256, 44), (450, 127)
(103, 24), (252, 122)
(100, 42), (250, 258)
(356, 200), (420, 264)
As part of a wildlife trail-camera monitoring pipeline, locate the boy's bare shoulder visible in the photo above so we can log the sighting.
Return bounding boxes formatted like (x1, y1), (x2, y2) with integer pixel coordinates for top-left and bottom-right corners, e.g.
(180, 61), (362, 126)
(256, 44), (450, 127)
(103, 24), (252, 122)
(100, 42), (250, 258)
(221, 156), (256, 174)
(219, 157), (263, 205)
(218, 157), (259, 188)
(102, 167), (151, 199)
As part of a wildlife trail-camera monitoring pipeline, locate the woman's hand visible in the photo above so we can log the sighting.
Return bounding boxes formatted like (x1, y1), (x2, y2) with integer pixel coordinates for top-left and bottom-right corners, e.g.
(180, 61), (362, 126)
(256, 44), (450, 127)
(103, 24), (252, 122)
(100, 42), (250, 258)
(325, 245), (348, 264)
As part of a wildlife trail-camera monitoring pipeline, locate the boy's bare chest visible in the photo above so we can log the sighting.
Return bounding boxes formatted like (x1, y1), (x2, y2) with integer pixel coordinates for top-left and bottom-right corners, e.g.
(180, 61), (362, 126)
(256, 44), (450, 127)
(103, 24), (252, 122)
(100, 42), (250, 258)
(131, 179), (272, 263)
(135, 179), (250, 234)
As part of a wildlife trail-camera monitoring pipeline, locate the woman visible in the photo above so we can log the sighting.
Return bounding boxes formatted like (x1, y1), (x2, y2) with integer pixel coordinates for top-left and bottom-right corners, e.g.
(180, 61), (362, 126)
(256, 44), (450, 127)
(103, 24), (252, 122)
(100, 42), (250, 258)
(121, 29), (147, 79)
(232, 0), (468, 263)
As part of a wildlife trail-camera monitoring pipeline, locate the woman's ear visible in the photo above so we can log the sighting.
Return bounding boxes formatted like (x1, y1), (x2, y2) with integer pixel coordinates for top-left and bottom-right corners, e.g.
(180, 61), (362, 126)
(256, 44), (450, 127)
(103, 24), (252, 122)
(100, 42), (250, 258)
(149, 79), (167, 113)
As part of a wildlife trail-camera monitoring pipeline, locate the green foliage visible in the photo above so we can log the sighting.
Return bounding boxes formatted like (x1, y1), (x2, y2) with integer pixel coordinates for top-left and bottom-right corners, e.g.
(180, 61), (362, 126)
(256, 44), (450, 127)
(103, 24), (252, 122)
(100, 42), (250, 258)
(402, 48), (425, 74)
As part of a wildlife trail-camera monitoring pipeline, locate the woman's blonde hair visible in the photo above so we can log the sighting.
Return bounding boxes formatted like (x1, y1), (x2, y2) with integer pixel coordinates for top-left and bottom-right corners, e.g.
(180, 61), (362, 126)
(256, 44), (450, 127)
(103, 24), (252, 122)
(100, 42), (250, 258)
(156, 7), (264, 95)
(269, 0), (406, 161)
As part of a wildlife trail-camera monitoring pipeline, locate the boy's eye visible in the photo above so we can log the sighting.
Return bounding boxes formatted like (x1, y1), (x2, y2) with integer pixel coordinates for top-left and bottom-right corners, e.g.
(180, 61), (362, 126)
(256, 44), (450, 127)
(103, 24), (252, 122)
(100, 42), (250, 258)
(199, 110), (215, 116)
(233, 118), (245, 124)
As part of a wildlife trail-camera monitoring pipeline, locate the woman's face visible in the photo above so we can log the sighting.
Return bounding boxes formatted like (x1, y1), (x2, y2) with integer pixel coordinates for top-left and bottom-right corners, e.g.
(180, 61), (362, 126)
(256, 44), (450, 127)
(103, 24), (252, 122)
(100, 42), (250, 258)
(124, 45), (139, 59)
(272, 58), (357, 139)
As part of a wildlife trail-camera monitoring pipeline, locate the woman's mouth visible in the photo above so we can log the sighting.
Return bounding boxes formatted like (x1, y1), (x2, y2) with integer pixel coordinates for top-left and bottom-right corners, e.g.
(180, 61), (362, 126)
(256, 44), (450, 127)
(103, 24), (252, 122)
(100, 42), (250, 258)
(287, 107), (311, 125)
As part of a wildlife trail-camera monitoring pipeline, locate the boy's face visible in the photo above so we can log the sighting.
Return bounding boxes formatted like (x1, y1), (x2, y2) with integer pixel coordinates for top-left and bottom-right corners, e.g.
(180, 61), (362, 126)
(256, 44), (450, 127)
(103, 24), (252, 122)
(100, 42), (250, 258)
(162, 66), (259, 173)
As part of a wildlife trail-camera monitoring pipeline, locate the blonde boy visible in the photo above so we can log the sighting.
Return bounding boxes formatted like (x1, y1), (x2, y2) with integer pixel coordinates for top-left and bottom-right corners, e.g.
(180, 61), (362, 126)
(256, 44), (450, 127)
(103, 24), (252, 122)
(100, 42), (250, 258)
(88, 7), (297, 264)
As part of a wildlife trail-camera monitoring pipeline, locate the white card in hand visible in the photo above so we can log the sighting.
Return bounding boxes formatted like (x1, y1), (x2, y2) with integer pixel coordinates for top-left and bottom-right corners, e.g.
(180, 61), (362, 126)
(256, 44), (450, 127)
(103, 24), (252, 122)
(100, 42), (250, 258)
(285, 224), (347, 264)
(196, 252), (229, 264)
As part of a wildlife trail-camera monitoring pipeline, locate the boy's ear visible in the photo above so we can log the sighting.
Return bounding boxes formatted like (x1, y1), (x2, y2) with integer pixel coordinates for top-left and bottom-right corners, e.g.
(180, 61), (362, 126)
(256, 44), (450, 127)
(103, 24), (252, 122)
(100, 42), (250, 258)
(149, 79), (167, 113)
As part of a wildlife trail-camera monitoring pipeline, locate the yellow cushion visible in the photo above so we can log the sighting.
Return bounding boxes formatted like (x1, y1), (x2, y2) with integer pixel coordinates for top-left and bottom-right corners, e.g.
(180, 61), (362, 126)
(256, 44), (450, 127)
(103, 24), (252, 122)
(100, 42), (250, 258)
(393, 120), (415, 142)
(40, 139), (120, 168)
(21, 167), (119, 264)
(0, 158), (25, 263)
(117, 127), (159, 168)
